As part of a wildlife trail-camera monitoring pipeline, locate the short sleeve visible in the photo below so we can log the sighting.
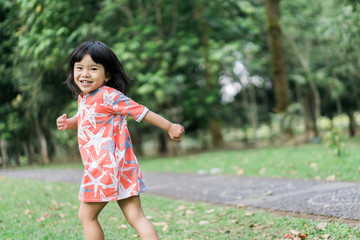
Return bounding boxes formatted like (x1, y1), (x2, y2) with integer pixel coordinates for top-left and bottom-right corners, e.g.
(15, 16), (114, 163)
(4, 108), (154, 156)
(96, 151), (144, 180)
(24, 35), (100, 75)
(103, 89), (148, 122)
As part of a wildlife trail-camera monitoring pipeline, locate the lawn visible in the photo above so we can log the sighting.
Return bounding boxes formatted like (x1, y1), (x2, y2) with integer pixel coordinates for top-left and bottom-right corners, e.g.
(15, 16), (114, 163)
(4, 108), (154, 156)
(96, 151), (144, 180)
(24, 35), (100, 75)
(2, 139), (360, 239)
(139, 139), (360, 182)
(0, 177), (359, 239)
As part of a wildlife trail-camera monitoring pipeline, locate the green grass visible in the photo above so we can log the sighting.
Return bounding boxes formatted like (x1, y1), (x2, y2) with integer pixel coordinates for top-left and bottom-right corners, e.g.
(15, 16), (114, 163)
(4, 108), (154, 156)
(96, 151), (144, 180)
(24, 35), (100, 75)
(1, 177), (359, 240)
(139, 139), (360, 181)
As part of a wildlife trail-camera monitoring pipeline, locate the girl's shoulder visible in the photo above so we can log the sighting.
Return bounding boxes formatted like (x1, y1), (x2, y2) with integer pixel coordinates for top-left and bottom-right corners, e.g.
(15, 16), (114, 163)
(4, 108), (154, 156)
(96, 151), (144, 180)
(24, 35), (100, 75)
(100, 85), (125, 96)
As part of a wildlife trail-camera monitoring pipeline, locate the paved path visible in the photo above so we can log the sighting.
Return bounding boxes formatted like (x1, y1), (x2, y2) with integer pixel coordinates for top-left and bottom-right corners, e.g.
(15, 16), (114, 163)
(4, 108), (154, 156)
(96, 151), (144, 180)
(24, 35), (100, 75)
(1, 168), (360, 221)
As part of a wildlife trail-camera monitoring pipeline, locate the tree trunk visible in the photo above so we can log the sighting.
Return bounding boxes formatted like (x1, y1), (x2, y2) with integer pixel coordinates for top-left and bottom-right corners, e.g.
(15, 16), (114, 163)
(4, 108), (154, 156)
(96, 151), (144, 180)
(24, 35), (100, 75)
(335, 97), (343, 115)
(0, 138), (9, 168)
(248, 83), (258, 143)
(23, 142), (30, 165)
(34, 117), (50, 164)
(262, 89), (274, 145)
(28, 139), (36, 164)
(347, 110), (356, 137)
(14, 138), (20, 166)
(158, 132), (168, 154)
(132, 128), (144, 156)
(265, 0), (290, 112)
(303, 93), (319, 138)
(210, 119), (224, 149)
(240, 87), (251, 147)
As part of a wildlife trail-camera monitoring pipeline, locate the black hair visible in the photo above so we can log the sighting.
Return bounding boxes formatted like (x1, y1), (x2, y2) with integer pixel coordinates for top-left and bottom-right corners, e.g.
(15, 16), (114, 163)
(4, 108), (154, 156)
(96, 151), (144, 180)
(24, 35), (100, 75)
(66, 41), (130, 97)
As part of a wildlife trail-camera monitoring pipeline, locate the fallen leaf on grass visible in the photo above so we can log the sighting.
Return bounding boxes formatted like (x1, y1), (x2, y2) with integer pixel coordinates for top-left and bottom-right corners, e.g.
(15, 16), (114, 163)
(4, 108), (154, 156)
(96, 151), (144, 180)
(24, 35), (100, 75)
(153, 222), (169, 231)
(326, 175), (336, 181)
(206, 209), (214, 214)
(244, 211), (253, 216)
(236, 168), (245, 175)
(298, 234), (308, 239)
(290, 229), (299, 235)
(310, 163), (318, 171)
(185, 210), (195, 215)
(37, 212), (50, 222)
(24, 209), (33, 215)
(177, 205), (186, 211)
(316, 222), (327, 231)
(259, 167), (267, 174)
(118, 224), (127, 229)
(283, 233), (292, 239)
(198, 220), (209, 225)
(282, 229), (308, 239)
(250, 222), (275, 230)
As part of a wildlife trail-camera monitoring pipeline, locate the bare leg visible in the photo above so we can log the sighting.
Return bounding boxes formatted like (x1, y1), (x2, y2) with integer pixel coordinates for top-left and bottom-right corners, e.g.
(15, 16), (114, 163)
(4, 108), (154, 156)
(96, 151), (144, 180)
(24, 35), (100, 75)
(78, 201), (108, 240)
(117, 196), (159, 240)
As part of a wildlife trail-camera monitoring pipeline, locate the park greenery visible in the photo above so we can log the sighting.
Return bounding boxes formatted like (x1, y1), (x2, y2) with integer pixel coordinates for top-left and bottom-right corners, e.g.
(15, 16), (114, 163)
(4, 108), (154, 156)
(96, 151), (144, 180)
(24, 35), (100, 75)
(1, 164), (360, 239)
(1, 0), (360, 167)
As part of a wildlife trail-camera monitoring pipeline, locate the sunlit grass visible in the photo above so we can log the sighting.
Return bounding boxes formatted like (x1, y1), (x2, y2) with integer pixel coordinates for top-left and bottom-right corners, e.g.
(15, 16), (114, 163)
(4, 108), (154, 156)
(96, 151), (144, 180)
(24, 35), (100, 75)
(139, 138), (360, 182)
(1, 177), (359, 239)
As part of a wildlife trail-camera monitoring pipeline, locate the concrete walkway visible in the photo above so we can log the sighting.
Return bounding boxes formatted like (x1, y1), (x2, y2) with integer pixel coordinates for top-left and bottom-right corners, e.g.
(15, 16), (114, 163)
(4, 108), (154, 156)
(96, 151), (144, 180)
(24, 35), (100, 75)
(1, 168), (360, 221)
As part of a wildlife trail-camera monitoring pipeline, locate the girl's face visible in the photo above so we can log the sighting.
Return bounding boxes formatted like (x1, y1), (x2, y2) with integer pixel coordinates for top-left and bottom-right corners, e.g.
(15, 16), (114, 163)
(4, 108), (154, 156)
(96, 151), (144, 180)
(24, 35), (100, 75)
(73, 54), (109, 95)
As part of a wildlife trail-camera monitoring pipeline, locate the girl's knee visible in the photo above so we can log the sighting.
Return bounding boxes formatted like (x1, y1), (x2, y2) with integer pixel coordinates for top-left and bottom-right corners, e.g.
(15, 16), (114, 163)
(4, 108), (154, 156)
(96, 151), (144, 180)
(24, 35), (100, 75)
(125, 212), (147, 227)
(78, 207), (90, 223)
(78, 202), (106, 223)
(117, 196), (146, 226)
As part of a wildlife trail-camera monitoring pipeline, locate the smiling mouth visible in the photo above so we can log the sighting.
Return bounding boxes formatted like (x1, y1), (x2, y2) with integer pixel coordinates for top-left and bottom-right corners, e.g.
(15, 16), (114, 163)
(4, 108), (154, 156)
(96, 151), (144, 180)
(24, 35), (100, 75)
(80, 80), (93, 84)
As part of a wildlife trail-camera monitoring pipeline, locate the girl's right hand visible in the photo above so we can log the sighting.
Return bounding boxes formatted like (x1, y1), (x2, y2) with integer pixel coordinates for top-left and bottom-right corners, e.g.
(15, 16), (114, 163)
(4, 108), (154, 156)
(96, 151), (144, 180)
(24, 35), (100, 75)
(168, 123), (185, 142)
(56, 113), (68, 131)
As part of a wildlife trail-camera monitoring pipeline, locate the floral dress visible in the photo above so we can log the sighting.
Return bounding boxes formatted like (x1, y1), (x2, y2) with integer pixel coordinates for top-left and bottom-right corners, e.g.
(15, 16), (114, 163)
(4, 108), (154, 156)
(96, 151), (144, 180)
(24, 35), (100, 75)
(76, 86), (148, 202)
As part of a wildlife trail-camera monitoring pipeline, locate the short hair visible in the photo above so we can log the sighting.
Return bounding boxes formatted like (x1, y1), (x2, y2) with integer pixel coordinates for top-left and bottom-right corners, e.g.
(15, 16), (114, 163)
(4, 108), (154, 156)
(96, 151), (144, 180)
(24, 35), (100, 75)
(66, 41), (130, 97)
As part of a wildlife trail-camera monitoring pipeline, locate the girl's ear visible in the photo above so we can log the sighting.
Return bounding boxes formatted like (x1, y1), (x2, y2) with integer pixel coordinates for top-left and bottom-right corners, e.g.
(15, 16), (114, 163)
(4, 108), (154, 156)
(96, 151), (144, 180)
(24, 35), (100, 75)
(105, 73), (111, 82)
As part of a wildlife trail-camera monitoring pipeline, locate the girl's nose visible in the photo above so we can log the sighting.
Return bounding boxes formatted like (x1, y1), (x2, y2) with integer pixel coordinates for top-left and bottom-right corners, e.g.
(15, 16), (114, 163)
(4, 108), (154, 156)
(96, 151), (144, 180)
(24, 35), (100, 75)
(81, 69), (90, 77)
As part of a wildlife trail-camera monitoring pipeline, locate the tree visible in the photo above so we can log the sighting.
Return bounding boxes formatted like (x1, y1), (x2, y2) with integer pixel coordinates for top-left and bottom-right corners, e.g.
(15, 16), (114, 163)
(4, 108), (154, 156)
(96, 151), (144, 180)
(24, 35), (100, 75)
(265, 0), (290, 113)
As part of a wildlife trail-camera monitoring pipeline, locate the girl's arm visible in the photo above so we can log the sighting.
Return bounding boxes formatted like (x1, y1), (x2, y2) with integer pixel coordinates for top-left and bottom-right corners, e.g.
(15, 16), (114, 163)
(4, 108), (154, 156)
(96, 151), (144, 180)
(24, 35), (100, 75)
(56, 114), (78, 131)
(142, 111), (185, 141)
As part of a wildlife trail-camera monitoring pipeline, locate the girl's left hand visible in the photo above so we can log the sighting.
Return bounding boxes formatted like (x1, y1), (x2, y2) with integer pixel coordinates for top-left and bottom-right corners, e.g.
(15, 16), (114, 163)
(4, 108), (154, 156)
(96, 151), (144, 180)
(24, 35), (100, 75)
(168, 124), (185, 141)
(56, 113), (68, 131)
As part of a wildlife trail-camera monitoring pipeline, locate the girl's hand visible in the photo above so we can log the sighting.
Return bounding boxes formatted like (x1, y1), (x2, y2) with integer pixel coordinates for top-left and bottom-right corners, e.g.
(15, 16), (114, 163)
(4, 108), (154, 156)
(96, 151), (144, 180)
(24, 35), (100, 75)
(56, 114), (68, 131)
(168, 124), (185, 141)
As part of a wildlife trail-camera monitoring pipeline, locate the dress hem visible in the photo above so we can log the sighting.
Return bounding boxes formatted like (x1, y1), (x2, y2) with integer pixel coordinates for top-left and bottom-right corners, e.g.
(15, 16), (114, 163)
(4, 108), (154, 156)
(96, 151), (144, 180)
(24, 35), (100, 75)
(78, 188), (148, 203)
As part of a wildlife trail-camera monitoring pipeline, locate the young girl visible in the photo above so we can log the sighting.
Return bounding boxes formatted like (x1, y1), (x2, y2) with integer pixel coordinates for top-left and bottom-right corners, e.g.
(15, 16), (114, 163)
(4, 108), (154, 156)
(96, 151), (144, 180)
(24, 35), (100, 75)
(56, 41), (184, 240)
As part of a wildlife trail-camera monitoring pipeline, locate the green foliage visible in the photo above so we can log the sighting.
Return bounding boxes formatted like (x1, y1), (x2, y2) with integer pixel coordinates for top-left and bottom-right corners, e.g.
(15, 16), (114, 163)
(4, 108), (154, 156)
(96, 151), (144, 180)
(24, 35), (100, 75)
(323, 128), (347, 157)
(1, 0), (360, 165)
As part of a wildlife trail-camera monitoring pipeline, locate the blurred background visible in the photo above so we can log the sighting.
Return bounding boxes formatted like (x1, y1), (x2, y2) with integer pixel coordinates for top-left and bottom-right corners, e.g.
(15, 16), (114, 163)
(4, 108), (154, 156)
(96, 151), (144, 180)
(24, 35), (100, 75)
(1, 0), (359, 167)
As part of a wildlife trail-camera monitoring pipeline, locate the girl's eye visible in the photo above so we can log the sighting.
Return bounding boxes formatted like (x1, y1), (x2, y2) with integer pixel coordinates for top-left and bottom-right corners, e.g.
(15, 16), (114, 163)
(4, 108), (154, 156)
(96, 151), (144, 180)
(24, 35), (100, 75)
(75, 66), (82, 70)
(90, 68), (97, 71)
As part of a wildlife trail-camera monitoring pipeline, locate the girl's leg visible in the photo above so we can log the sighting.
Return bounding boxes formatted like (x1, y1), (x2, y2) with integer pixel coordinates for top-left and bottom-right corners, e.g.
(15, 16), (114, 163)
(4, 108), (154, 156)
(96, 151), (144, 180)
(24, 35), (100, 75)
(117, 196), (159, 240)
(78, 201), (108, 240)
